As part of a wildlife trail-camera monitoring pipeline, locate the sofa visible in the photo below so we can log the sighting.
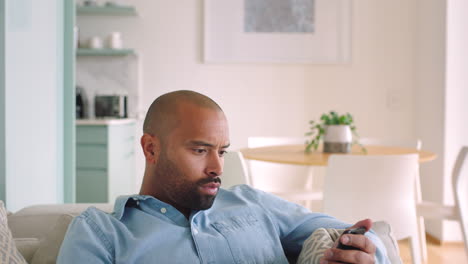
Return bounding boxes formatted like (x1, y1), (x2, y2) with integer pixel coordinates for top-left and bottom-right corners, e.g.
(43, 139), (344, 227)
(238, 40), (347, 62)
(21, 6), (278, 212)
(5, 203), (402, 264)
(7, 203), (113, 264)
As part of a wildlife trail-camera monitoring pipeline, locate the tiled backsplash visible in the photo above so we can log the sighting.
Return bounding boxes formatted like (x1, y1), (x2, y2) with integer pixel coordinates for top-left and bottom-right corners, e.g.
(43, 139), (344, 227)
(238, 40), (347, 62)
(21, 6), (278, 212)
(76, 55), (140, 118)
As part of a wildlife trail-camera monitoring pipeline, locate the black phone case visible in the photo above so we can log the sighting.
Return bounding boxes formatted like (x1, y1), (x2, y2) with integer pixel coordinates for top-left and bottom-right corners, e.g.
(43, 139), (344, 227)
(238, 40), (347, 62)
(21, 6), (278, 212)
(336, 227), (367, 250)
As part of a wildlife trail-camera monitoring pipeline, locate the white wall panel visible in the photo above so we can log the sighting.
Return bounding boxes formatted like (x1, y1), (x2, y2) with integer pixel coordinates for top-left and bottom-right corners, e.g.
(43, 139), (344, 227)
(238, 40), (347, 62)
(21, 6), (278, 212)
(4, 0), (65, 211)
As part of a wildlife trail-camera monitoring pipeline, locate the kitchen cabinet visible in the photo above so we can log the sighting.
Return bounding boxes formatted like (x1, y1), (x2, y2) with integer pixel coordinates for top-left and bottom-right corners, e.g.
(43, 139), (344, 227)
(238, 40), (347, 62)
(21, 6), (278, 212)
(76, 119), (136, 203)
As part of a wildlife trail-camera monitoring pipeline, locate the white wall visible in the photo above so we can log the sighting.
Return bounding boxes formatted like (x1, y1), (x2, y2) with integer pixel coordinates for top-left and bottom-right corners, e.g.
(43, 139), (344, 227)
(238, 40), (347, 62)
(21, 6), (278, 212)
(77, 0), (420, 189)
(415, 0), (447, 241)
(0, 0), (6, 201)
(443, 0), (468, 241)
(3, 0), (65, 211)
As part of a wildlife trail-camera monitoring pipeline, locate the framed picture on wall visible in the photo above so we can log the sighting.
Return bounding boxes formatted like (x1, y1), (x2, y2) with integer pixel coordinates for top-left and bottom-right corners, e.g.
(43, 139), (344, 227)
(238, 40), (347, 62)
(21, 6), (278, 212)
(203, 0), (351, 64)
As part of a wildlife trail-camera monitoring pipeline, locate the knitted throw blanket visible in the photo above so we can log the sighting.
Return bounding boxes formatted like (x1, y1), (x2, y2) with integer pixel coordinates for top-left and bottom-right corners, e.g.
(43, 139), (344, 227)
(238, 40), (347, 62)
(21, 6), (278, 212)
(297, 228), (345, 264)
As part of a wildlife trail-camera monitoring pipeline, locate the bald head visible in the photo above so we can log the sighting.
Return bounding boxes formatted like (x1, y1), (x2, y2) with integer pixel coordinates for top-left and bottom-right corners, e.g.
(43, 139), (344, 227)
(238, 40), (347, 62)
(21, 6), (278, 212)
(143, 90), (223, 140)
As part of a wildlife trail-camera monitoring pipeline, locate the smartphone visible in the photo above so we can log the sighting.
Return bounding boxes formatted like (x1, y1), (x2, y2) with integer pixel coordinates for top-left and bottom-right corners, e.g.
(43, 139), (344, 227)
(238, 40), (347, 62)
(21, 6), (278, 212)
(336, 227), (367, 250)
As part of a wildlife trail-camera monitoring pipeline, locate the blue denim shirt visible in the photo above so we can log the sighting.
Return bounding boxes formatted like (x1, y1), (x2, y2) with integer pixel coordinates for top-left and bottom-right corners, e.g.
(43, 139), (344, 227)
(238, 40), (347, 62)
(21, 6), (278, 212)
(57, 185), (390, 263)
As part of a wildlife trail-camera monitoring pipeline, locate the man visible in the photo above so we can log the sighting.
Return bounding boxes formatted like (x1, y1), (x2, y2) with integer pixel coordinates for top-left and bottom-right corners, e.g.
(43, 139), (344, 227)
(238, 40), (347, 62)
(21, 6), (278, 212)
(58, 90), (389, 263)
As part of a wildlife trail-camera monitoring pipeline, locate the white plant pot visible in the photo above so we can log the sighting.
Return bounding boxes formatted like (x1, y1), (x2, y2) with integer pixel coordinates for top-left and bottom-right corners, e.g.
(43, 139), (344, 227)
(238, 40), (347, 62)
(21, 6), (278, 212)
(323, 125), (352, 153)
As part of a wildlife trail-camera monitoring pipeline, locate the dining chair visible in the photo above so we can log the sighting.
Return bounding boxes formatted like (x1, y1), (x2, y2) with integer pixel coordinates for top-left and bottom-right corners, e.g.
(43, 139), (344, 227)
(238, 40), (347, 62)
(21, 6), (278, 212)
(360, 137), (429, 261)
(247, 137), (323, 210)
(324, 154), (422, 264)
(360, 137), (422, 150)
(416, 146), (468, 260)
(221, 151), (250, 189)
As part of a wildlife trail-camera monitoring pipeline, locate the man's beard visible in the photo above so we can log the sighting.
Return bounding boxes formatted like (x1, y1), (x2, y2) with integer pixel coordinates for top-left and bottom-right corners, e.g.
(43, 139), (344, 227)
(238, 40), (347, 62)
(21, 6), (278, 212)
(155, 151), (221, 211)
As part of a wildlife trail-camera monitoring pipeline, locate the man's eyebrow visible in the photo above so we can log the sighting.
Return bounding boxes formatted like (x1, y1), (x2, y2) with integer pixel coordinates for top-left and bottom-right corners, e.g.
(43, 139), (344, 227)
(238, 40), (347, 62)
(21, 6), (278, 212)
(222, 143), (231, 149)
(188, 141), (230, 149)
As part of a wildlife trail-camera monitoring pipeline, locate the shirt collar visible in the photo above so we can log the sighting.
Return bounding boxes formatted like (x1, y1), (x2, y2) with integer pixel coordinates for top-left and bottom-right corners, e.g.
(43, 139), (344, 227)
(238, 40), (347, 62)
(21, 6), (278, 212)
(112, 194), (160, 220)
(112, 190), (229, 223)
(112, 194), (194, 226)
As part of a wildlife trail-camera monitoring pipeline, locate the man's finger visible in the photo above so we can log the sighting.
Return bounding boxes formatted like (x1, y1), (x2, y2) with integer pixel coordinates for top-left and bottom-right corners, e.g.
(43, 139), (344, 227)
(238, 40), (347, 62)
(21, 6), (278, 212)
(350, 218), (372, 231)
(340, 233), (377, 254)
(320, 248), (374, 264)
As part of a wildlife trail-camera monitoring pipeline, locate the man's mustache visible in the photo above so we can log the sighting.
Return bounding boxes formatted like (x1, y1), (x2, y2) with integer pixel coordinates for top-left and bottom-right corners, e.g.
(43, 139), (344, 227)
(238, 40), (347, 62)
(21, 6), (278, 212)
(198, 177), (221, 185)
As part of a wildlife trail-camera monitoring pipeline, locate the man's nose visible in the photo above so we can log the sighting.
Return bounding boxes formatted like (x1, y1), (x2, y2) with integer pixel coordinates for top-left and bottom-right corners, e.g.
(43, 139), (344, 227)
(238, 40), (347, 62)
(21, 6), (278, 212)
(206, 152), (223, 177)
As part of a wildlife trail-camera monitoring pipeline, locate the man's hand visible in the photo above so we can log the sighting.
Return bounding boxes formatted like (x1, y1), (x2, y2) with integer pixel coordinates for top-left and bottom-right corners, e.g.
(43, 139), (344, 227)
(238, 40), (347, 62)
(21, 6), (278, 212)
(320, 219), (376, 264)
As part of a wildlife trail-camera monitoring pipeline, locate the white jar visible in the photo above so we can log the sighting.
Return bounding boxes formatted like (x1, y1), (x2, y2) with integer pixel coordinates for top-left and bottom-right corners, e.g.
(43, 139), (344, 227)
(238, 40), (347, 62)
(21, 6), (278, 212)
(106, 32), (123, 49)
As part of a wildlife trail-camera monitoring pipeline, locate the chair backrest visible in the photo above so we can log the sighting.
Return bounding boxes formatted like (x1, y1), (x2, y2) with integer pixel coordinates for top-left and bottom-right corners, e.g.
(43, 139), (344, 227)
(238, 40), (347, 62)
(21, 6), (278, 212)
(222, 151), (250, 189)
(247, 136), (308, 148)
(360, 137), (422, 150)
(453, 146), (468, 249)
(324, 154), (419, 239)
(247, 137), (311, 192)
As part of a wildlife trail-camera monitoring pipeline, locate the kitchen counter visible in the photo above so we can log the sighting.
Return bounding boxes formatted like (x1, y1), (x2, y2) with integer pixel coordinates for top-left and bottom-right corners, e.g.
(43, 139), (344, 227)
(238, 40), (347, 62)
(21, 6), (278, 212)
(76, 118), (136, 126)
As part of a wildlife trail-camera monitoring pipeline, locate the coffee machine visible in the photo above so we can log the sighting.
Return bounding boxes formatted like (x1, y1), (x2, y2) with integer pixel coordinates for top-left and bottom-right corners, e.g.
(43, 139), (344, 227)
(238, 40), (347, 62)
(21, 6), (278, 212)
(76, 86), (88, 119)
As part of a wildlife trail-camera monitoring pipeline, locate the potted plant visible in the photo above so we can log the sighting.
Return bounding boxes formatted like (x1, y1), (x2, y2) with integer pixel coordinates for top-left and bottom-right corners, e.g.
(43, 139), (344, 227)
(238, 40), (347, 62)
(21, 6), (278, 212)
(305, 111), (364, 153)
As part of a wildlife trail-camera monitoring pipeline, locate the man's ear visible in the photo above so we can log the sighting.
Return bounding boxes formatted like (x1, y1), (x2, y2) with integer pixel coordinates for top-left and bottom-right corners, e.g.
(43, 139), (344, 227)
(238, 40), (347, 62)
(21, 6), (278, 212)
(141, 133), (160, 164)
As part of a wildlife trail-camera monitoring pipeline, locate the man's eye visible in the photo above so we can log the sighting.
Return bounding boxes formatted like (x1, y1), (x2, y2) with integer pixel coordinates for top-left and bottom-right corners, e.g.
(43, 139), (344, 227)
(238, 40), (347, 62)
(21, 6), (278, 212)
(219, 150), (228, 157)
(193, 148), (207, 154)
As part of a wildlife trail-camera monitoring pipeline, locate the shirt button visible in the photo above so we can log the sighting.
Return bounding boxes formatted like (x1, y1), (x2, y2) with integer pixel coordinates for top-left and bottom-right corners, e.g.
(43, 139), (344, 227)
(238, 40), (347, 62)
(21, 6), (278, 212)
(160, 207), (167, 214)
(193, 228), (199, 235)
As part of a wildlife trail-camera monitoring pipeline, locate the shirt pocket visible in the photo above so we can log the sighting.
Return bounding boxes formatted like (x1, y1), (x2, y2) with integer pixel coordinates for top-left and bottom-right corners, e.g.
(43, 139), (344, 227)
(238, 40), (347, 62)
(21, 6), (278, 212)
(211, 214), (287, 264)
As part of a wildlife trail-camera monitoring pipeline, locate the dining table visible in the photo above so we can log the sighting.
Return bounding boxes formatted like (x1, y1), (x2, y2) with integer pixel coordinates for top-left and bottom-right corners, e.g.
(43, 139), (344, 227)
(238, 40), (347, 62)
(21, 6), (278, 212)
(240, 144), (437, 166)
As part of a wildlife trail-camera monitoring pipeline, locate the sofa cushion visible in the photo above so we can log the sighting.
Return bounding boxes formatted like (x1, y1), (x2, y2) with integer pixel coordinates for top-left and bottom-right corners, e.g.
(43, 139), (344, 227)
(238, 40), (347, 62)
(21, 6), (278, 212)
(14, 238), (40, 263)
(0, 201), (27, 264)
(31, 214), (74, 264)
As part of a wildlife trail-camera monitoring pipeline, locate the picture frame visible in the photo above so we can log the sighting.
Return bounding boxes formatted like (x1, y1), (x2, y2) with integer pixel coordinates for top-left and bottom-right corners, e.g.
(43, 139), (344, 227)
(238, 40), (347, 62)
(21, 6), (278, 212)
(203, 0), (351, 64)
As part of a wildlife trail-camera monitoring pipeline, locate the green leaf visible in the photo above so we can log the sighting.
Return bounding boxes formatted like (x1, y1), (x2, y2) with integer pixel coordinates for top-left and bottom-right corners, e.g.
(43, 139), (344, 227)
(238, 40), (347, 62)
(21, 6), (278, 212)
(331, 112), (339, 124)
(339, 115), (346, 124)
(320, 114), (329, 123)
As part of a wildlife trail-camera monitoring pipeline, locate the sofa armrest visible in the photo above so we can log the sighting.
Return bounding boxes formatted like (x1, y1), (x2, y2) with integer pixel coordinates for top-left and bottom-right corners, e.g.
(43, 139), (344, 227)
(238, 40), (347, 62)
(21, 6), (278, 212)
(372, 221), (403, 264)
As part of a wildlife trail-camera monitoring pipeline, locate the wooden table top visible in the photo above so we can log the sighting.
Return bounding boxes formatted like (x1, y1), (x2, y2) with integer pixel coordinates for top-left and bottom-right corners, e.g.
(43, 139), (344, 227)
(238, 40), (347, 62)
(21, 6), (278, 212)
(240, 144), (437, 166)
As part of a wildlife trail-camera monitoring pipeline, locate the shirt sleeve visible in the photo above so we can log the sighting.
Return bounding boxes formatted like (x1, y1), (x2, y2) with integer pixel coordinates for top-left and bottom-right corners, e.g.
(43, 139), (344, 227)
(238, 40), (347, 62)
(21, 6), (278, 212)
(57, 214), (114, 263)
(243, 186), (391, 264)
